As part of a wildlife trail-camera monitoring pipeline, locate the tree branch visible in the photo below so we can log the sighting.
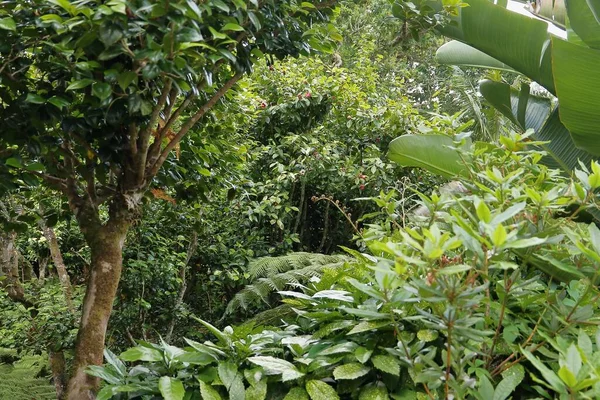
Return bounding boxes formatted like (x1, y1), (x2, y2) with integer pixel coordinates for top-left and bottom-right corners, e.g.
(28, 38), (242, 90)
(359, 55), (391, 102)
(135, 79), (173, 186)
(146, 71), (244, 180)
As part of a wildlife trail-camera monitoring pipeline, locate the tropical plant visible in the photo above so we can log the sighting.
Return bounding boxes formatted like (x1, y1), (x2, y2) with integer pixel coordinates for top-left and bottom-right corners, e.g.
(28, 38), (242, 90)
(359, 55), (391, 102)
(434, 0), (600, 173)
(95, 131), (600, 399)
(0, 0), (340, 396)
(225, 252), (349, 314)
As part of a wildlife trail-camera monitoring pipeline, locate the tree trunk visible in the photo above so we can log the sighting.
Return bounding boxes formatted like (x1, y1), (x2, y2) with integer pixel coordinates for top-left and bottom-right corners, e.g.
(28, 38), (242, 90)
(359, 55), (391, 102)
(50, 351), (67, 400)
(40, 221), (74, 310)
(66, 220), (129, 400)
(0, 231), (30, 306)
(39, 256), (49, 280)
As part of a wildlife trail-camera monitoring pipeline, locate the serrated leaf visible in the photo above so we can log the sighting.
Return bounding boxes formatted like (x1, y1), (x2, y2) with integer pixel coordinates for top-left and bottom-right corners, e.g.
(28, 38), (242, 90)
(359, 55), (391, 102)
(284, 387), (309, 400)
(348, 320), (390, 335)
(248, 356), (304, 381)
(158, 376), (185, 400)
(355, 347), (373, 363)
(199, 381), (222, 400)
(305, 380), (339, 400)
(358, 385), (389, 400)
(333, 363), (371, 380)
(371, 355), (400, 376)
(245, 379), (267, 400)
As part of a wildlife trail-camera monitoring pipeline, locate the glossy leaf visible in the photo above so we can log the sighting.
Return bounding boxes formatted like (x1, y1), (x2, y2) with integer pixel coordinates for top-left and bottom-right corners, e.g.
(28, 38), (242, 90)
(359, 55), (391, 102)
(388, 134), (471, 178)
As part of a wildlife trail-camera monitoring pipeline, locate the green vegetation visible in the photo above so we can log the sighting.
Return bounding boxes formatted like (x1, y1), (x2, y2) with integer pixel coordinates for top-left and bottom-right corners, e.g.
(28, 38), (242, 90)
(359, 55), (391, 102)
(0, 354), (55, 400)
(3, 0), (600, 399)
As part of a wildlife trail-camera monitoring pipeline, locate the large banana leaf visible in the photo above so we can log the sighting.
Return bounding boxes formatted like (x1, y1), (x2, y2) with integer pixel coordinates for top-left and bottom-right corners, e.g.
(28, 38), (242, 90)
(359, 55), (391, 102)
(565, 0), (600, 48)
(436, 0), (600, 158)
(551, 37), (600, 155)
(477, 80), (596, 172)
(438, 0), (555, 94)
(436, 41), (516, 72)
(387, 134), (470, 178)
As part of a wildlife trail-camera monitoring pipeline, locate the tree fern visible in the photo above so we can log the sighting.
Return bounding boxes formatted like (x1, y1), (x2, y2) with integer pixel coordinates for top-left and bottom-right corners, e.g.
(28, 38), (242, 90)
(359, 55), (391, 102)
(226, 252), (349, 314)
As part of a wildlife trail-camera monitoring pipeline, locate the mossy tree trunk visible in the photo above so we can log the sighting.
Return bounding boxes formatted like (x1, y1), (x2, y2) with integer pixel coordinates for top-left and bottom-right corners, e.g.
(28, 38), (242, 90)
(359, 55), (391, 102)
(50, 351), (68, 400)
(66, 214), (130, 399)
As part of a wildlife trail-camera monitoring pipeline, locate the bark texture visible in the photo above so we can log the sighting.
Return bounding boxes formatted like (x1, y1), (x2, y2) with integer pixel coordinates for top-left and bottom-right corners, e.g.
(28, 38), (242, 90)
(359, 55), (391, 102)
(66, 219), (129, 400)
(40, 221), (74, 310)
(50, 351), (68, 400)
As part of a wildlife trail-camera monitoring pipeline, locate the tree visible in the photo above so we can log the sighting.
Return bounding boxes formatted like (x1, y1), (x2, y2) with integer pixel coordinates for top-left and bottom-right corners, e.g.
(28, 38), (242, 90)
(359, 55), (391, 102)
(0, 0), (339, 397)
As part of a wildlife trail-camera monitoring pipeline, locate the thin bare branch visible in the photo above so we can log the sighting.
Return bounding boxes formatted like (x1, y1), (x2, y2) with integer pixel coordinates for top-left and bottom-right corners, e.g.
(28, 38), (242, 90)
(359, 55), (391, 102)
(135, 79), (173, 186)
(147, 71), (244, 180)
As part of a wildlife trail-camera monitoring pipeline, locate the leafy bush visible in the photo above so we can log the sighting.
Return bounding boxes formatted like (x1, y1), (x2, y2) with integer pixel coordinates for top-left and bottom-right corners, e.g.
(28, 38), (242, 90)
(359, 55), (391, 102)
(92, 133), (600, 399)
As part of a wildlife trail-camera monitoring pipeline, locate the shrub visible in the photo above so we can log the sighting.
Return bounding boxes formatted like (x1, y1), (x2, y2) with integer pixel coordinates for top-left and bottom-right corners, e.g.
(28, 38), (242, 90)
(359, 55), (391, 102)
(92, 132), (600, 399)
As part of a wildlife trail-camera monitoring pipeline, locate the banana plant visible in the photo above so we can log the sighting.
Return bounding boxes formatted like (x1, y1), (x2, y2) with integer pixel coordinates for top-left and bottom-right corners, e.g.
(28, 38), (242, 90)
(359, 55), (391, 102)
(433, 0), (600, 170)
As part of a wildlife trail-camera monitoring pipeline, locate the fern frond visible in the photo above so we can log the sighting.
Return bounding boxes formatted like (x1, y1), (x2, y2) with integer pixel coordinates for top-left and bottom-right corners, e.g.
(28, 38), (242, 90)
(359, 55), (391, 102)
(248, 252), (345, 280)
(226, 252), (349, 314)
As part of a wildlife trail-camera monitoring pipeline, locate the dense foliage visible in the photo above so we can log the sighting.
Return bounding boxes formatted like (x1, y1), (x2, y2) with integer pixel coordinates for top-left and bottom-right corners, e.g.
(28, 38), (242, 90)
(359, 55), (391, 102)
(94, 133), (600, 399)
(10, 0), (600, 399)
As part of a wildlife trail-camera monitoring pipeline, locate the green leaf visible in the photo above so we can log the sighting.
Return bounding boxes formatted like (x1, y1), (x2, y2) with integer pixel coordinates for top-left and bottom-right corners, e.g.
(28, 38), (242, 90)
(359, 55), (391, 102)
(0, 17), (16, 31)
(521, 347), (567, 392)
(104, 349), (126, 377)
(436, 41), (516, 72)
(67, 79), (94, 91)
(354, 347), (373, 363)
(248, 11), (261, 30)
(505, 237), (546, 249)
(24, 162), (45, 172)
(564, 343), (582, 376)
(120, 346), (163, 362)
(6, 158), (23, 168)
(358, 385), (389, 400)
(117, 71), (138, 91)
(85, 365), (121, 385)
(25, 93), (46, 104)
(209, 26), (228, 40)
(218, 362), (245, 400)
(565, 0), (600, 49)
(371, 355), (400, 376)
(92, 82), (112, 100)
(248, 356), (305, 381)
(99, 24), (124, 47)
(191, 316), (230, 346)
(283, 387), (309, 400)
(96, 386), (117, 400)
(388, 134), (470, 178)
(547, 37), (600, 155)
(48, 96), (71, 109)
(158, 376), (185, 400)
(493, 367), (523, 400)
(210, 0), (230, 12)
(438, 264), (473, 275)
(199, 381), (222, 400)
(305, 380), (339, 400)
(439, 0), (555, 93)
(245, 380), (267, 400)
(333, 363), (371, 380)
(222, 23), (245, 32)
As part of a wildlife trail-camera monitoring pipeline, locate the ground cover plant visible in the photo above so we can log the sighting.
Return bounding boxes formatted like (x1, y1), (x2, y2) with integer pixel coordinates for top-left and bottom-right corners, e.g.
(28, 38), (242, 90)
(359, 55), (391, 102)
(94, 132), (600, 399)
